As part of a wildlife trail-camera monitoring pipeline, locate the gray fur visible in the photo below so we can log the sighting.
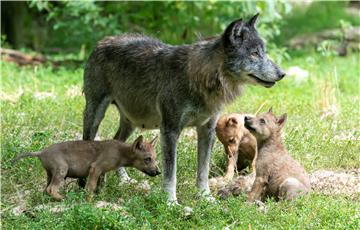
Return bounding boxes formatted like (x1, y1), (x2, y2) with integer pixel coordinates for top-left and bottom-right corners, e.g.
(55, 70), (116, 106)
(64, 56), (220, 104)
(82, 14), (285, 202)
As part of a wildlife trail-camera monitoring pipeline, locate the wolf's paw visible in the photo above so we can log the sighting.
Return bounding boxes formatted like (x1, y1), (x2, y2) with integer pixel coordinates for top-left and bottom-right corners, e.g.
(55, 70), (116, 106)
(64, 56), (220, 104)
(166, 199), (179, 207)
(197, 190), (218, 204)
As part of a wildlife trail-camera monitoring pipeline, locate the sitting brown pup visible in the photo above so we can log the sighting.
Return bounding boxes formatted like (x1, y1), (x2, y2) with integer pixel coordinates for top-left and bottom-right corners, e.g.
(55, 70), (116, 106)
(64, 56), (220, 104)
(216, 113), (257, 180)
(245, 108), (310, 201)
(12, 135), (160, 200)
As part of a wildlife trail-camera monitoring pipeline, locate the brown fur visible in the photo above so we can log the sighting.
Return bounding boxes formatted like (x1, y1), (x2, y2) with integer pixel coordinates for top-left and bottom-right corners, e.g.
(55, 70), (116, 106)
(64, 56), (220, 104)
(245, 108), (310, 201)
(12, 136), (160, 200)
(216, 113), (257, 180)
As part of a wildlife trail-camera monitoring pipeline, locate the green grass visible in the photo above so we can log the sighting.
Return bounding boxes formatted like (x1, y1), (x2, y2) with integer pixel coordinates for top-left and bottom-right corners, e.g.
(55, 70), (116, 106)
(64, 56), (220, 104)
(275, 1), (360, 46)
(1, 52), (359, 229)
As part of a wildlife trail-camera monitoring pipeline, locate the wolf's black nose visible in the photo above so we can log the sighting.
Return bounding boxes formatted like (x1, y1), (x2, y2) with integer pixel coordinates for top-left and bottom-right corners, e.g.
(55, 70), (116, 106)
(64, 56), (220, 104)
(278, 71), (286, 79)
(244, 116), (251, 122)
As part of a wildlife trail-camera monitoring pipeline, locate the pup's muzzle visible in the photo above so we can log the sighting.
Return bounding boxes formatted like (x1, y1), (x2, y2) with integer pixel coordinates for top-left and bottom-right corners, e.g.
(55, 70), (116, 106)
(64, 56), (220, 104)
(244, 116), (255, 131)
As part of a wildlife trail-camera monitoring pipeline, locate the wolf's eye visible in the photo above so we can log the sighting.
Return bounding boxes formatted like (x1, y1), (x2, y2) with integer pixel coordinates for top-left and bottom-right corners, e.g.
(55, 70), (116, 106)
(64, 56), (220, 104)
(229, 138), (236, 144)
(144, 157), (152, 164)
(251, 51), (259, 58)
(260, 119), (266, 124)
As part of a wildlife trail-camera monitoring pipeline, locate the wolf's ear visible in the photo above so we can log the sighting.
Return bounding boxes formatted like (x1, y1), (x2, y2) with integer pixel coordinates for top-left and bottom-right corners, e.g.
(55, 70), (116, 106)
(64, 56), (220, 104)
(248, 13), (260, 28)
(223, 18), (245, 49)
(133, 135), (144, 151)
(277, 113), (287, 128)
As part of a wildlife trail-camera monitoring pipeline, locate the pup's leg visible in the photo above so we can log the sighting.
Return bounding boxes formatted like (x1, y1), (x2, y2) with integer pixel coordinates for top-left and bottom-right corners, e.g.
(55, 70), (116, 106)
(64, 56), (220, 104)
(44, 170), (52, 193)
(279, 177), (308, 200)
(95, 174), (106, 193)
(224, 146), (238, 180)
(47, 166), (68, 200)
(83, 95), (112, 140)
(113, 113), (135, 182)
(247, 176), (267, 202)
(86, 165), (103, 193)
(196, 115), (218, 197)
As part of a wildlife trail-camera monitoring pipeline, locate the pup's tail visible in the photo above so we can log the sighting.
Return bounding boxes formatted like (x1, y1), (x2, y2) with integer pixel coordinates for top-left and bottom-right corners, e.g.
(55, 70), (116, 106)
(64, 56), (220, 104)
(11, 151), (42, 164)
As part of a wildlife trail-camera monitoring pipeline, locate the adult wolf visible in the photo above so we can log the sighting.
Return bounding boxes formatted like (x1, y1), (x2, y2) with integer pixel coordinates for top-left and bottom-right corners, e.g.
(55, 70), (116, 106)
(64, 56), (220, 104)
(83, 13), (285, 202)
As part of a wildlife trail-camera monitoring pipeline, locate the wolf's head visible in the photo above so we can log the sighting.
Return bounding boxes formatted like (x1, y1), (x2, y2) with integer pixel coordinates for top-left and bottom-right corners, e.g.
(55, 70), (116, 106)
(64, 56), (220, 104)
(222, 13), (285, 88)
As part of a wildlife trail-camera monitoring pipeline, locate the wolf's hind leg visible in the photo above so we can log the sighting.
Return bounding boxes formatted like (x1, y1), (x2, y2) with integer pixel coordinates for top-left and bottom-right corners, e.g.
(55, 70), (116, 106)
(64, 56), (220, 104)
(113, 111), (136, 183)
(83, 95), (112, 140)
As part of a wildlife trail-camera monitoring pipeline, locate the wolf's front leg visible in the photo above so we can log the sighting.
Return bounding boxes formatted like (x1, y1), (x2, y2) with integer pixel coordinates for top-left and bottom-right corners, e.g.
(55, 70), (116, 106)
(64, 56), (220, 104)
(196, 115), (219, 197)
(160, 126), (181, 203)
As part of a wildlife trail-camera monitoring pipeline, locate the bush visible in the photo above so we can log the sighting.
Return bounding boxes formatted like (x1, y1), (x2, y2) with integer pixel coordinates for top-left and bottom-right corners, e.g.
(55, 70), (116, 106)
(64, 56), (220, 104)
(29, 1), (291, 54)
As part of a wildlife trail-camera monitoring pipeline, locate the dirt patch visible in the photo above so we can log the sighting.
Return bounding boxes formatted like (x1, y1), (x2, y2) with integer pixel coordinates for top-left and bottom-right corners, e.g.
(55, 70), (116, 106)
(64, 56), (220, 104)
(213, 169), (360, 200)
(310, 169), (360, 199)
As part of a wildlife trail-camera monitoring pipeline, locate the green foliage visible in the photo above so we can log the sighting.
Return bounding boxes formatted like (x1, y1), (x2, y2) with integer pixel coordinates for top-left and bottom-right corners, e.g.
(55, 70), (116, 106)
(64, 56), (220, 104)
(1, 52), (359, 229)
(28, 1), (291, 53)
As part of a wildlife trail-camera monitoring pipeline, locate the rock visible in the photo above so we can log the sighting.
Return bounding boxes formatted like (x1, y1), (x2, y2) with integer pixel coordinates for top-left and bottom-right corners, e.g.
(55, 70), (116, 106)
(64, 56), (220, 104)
(287, 27), (360, 56)
(183, 206), (193, 217)
(287, 66), (309, 84)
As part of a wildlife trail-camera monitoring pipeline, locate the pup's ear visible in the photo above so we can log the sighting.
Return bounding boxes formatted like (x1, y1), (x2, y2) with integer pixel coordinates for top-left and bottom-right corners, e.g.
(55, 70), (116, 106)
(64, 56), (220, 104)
(277, 113), (287, 128)
(248, 13), (260, 28)
(222, 18), (245, 49)
(226, 117), (238, 127)
(150, 135), (158, 146)
(268, 107), (273, 113)
(133, 135), (144, 151)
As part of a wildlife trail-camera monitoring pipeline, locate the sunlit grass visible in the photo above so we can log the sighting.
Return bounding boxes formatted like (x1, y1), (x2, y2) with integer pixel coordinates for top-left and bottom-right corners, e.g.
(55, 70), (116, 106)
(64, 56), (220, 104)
(1, 52), (359, 229)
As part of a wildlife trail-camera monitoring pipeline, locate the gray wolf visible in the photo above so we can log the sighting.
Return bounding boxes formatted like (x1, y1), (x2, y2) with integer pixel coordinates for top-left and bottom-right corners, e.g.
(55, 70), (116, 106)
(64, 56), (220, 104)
(215, 113), (257, 180)
(82, 13), (285, 202)
(12, 136), (160, 200)
(245, 108), (310, 201)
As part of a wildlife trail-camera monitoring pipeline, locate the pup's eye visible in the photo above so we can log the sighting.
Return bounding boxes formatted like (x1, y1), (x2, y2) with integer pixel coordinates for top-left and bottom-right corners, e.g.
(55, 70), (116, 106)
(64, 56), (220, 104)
(229, 138), (236, 144)
(144, 157), (152, 164)
(260, 119), (266, 124)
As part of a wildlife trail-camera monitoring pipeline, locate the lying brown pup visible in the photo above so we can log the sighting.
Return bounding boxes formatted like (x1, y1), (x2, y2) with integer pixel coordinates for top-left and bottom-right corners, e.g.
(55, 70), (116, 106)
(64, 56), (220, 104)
(216, 113), (257, 180)
(245, 108), (310, 201)
(12, 135), (160, 200)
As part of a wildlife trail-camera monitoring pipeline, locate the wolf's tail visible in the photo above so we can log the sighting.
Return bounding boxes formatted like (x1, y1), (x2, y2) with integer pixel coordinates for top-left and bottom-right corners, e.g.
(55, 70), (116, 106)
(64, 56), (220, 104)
(11, 151), (42, 164)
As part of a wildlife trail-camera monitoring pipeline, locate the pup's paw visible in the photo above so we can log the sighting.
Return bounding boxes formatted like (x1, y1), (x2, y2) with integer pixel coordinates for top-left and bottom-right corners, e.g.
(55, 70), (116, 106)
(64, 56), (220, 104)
(254, 200), (268, 213)
(86, 194), (95, 202)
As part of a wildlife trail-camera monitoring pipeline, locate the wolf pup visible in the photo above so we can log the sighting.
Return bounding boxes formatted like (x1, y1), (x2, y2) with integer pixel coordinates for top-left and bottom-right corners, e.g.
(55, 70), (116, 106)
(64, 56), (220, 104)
(12, 136), (160, 200)
(245, 108), (310, 201)
(83, 13), (285, 202)
(216, 113), (257, 180)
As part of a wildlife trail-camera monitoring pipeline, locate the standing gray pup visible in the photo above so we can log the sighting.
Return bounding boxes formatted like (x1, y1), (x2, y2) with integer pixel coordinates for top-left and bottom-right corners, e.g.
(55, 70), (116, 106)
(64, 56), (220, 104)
(83, 13), (285, 202)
